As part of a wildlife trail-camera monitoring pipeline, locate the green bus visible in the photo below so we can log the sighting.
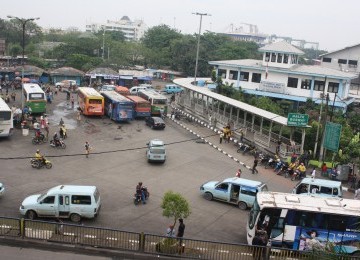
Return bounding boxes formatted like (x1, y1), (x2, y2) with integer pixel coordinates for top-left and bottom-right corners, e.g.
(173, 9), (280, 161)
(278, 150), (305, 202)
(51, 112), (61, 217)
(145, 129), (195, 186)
(23, 83), (46, 113)
(138, 90), (167, 116)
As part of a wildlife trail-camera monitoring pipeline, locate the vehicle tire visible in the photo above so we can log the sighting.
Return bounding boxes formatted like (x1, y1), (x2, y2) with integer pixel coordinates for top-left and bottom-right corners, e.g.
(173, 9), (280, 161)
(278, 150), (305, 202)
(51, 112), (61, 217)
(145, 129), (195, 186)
(27, 210), (37, 220)
(45, 162), (52, 169)
(291, 176), (295, 181)
(238, 201), (247, 210)
(32, 139), (37, 145)
(61, 143), (66, 149)
(134, 198), (139, 205)
(285, 172), (289, 178)
(204, 192), (213, 201)
(237, 148), (241, 153)
(151, 125), (154, 129)
(70, 213), (81, 223)
(31, 161), (39, 168)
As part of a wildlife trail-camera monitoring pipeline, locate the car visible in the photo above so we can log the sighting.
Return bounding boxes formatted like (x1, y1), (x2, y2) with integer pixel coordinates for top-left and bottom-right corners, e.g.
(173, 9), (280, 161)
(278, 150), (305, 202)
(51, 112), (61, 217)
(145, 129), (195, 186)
(200, 177), (268, 209)
(55, 80), (77, 91)
(0, 182), (5, 197)
(162, 84), (183, 94)
(146, 139), (166, 163)
(98, 84), (116, 92)
(145, 116), (165, 129)
(129, 86), (149, 95)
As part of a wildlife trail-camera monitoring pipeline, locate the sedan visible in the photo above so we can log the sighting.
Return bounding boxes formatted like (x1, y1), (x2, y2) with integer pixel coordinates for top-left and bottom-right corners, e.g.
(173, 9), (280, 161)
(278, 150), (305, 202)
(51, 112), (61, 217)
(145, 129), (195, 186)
(145, 117), (165, 130)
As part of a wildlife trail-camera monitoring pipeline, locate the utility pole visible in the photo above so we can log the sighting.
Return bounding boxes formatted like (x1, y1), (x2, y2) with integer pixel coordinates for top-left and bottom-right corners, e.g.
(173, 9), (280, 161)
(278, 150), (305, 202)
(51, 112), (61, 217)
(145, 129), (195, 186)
(192, 12), (211, 85)
(102, 26), (105, 60)
(314, 78), (327, 159)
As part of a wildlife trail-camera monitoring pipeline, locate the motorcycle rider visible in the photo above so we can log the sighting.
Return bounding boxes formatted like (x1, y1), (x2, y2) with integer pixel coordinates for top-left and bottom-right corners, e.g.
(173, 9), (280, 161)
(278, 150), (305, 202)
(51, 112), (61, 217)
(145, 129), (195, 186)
(53, 132), (61, 147)
(136, 182), (146, 204)
(59, 124), (67, 139)
(35, 149), (46, 165)
(294, 162), (307, 179)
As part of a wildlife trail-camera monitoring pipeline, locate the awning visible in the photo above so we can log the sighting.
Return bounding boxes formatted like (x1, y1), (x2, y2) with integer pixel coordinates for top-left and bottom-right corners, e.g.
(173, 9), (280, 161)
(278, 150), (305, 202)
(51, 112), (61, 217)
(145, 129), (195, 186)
(119, 76), (133, 80)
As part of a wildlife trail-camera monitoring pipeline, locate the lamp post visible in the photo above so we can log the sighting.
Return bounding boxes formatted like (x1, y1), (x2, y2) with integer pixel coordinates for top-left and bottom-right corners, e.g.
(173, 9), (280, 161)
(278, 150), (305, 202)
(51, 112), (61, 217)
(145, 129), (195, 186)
(102, 26), (105, 60)
(7, 15), (40, 109)
(192, 12), (211, 85)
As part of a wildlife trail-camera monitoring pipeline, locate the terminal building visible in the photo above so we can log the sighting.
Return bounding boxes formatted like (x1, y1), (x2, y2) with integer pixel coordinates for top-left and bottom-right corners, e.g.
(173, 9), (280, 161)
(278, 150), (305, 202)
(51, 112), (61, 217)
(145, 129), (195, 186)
(209, 41), (358, 110)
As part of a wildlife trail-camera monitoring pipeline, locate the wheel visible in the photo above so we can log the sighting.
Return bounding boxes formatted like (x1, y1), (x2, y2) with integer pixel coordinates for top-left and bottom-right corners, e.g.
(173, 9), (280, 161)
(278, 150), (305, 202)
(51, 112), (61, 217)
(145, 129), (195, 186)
(45, 162), (52, 169)
(238, 201), (247, 210)
(32, 139), (37, 145)
(285, 172), (289, 178)
(31, 161), (39, 168)
(70, 213), (81, 223)
(61, 143), (66, 149)
(236, 148), (241, 153)
(291, 176), (295, 181)
(151, 125), (154, 129)
(26, 210), (37, 220)
(204, 192), (213, 201)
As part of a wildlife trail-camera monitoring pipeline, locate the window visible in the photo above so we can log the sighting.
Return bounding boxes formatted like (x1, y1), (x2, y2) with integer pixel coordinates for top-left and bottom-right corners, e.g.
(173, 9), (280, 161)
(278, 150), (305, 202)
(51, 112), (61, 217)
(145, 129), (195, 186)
(0, 111), (11, 120)
(319, 186), (333, 195)
(71, 195), (92, 205)
(277, 53), (283, 63)
(59, 196), (63, 205)
(29, 93), (45, 100)
(216, 183), (229, 191)
(240, 72), (249, 81)
(314, 80), (325, 91)
(251, 73), (262, 83)
(42, 196), (55, 204)
(89, 99), (102, 104)
(265, 52), (270, 62)
(240, 186), (257, 196)
(328, 82), (339, 93)
(283, 54), (289, 64)
(218, 69), (226, 78)
(229, 70), (238, 80)
(338, 59), (347, 64)
(322, 57), (332, 63)
(287, 77), (298, 88)
(271, 53), (276, 62)
(301, 79), (312, 90)
(349, 60), (358, 67)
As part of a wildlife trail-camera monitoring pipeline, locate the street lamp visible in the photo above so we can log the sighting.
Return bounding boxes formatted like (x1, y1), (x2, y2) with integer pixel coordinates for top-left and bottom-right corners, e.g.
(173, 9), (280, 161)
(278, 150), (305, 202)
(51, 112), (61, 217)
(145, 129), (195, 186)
(7, 15), (40, 109)
(192, 12), (211, 86)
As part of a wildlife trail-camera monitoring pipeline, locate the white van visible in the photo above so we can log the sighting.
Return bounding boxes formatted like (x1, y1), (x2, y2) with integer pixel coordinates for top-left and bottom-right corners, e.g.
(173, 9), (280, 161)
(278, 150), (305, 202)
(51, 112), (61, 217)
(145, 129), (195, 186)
(19, 185), (101, 222)
(146, 139), (166, 163)
(129, 86), (150, 95)
(292, 178), (342, 198)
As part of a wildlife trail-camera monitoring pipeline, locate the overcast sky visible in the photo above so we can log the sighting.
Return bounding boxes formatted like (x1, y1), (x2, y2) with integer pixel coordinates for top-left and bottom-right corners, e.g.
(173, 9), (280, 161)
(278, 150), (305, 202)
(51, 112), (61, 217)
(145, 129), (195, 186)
(2, 0), (359, 51)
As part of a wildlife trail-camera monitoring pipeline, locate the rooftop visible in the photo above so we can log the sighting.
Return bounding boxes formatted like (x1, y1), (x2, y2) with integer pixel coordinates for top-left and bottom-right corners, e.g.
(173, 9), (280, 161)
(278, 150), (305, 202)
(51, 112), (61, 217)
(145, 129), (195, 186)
(259, 41), (305, 55)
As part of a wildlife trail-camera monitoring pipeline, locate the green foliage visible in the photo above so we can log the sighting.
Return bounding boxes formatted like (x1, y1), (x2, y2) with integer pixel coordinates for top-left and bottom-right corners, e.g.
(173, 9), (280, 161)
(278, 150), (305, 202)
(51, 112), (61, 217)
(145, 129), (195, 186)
(336, 133), (360, 168)
(211, 70), (217, 82)
(66, 54), (102, 71)
(28, 56), (49, 69)
(8, 43), (22, 57)
(347, 112), (360, 133)
(161, 191), (191, 227)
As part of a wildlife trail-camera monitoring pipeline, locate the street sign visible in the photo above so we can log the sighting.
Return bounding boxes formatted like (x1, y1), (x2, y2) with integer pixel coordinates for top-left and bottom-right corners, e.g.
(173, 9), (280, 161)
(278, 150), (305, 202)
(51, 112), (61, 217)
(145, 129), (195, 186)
(287, 113), (309, 127)
(324, 122), (342, 152)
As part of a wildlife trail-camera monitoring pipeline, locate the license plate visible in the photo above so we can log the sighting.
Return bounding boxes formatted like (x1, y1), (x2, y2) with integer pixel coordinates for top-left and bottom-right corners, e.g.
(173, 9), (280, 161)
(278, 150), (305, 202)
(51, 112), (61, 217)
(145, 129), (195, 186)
(154, 156), (160, 158)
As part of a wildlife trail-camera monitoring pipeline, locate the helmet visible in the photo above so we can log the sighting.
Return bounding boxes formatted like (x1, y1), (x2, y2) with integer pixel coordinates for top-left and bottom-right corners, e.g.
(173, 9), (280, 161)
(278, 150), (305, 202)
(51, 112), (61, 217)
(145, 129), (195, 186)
(139, 182), (143, 186)
(54, 132), (57, 135)
(36, 149), (40, 152)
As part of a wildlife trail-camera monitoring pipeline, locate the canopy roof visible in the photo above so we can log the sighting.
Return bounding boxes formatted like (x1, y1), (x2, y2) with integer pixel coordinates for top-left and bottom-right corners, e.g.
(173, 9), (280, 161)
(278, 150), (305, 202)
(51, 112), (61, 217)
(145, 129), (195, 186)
(14, 65), (44, 76)
(50, 67), (84, 76)
(86, 67), (118, 76)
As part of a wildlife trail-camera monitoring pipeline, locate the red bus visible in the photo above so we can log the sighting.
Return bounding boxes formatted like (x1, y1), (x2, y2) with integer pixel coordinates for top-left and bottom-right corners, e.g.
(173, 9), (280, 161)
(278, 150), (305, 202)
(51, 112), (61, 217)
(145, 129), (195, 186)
(77, 87), (104, 116)
(126, 95), (151, 118)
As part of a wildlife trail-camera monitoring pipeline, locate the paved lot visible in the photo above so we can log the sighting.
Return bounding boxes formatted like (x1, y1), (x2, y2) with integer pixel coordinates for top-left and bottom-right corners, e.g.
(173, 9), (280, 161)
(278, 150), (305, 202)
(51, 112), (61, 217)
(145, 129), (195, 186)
(0, 85), (352, 246)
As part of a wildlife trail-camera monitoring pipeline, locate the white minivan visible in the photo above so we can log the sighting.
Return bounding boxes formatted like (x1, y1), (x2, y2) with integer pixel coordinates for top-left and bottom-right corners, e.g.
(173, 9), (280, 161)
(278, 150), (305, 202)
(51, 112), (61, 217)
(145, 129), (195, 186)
(19, 185), (101, 222)
(146, 139), (166, 163)
(292, 178), (342, 198)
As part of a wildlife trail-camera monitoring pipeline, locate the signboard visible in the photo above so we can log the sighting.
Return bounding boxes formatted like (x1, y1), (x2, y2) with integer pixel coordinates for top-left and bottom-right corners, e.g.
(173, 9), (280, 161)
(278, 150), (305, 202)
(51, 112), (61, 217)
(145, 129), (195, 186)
(259, 81), (285, 94)
(287, 113), (309, 127)
(324, 122), (342, 152)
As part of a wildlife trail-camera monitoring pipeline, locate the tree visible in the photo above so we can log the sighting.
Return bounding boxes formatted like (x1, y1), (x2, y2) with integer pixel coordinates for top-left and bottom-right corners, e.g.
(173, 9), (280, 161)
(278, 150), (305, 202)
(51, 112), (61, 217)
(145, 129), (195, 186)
(161, 191), (191, 233)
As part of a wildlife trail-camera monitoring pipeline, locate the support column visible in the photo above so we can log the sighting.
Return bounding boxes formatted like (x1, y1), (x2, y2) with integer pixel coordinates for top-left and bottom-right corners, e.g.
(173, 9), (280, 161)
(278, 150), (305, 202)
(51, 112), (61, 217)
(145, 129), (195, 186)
(268, 121), (273, 144)
(251, 114), (255, 132)
(244, 112), (247, 127)
(236, 68), (241, 89)
(301, 128), (306, 154)
(260, 117), (264, 134)
(236, 108), (240, 126)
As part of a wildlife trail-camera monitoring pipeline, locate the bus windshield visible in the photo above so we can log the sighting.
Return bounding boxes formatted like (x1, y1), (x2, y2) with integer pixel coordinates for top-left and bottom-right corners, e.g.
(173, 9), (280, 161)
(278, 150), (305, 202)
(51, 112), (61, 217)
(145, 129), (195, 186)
(29, 93), (45, 100)
(89, 99), (102, 104)
(153, 99), (167, 105)
(0, 111), (11, 121)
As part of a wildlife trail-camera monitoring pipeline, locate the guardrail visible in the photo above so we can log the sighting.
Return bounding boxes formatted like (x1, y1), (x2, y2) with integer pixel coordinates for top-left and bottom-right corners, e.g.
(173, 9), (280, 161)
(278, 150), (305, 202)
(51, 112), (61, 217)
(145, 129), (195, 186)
(1, 217), (359, 259)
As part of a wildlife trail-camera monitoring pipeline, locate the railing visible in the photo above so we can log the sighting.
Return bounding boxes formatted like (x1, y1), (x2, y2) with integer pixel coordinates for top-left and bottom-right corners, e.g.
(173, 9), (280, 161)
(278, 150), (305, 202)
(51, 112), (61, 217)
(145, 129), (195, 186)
(1, 217), (359, 259)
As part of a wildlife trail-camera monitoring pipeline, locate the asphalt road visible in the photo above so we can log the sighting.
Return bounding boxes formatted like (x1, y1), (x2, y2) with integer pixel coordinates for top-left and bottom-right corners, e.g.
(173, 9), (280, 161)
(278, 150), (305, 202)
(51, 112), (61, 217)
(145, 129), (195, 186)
(0, 86), (352, 246)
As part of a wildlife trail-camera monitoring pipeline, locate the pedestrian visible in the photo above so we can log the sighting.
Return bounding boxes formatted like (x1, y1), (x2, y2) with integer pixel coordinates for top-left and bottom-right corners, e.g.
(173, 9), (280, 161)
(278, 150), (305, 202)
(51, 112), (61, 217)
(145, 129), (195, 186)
(166, 224), (175, 237)
(177, 218), (185, 246)
(11, 92), (16, 101)
(236, 168), (242, 178)
(85, 141), (91, 158)
(71, 96), (75, 109)
(226, 126), (232, 143)
(77, 110), (81, 123)
(219, 131), (224, 144)
(239, 128), (244, 142)
(252, 157), (259, 174)
(321, 163), (327, 177)
(311, 167), (316, 179)
(354, 187), (360, 200)
(40, 116), (46, 129)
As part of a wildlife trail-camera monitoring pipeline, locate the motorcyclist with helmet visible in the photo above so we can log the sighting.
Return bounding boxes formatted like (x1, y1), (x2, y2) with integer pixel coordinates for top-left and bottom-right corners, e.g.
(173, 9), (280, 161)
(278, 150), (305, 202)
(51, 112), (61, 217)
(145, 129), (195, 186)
(35, 149), (46, 165)
(53, 132), (61, 147)
(136, 182), (146, 204)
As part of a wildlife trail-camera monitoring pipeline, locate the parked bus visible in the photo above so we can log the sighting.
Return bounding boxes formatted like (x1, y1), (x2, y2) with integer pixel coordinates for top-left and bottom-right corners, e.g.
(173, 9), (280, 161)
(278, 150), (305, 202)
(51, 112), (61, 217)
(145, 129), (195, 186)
(126, 95), (151, 118)
(115, 86), (130, 96)
(101, 91), (134, 122)
(0, 97), (13, 137)
(77, 87), (104, 116)
(138, 90), (167, 116)
(23, 83), (46, 113)
(247, 192), (360, 255)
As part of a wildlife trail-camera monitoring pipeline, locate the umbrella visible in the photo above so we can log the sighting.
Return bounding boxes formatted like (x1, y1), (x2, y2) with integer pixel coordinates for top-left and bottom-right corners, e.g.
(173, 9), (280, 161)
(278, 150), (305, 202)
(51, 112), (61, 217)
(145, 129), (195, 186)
(22, 78), (30, 83)
(15, 76), (21, 81)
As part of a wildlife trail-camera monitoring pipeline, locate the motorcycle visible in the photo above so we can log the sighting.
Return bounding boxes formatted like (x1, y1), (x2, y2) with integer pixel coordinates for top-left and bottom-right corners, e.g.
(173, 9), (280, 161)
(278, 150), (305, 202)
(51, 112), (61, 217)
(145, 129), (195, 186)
(236, 143), (247, 153)
(171, 111), (182, 120)
(50, 139), (66, 149)
(258, 153), (270, 166)
(134, 187), (150, 205)
(30, 158), (52, 169)
(32, 133), (45, 145)
(291, 170), (306, 181)
(264, 156), (277, 169)
(276, 162), (289, 176)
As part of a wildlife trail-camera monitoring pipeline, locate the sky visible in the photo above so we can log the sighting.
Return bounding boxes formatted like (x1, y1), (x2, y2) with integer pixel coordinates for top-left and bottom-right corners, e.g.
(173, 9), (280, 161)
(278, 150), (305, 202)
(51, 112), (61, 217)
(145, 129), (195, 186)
(2, 0), (360, 51)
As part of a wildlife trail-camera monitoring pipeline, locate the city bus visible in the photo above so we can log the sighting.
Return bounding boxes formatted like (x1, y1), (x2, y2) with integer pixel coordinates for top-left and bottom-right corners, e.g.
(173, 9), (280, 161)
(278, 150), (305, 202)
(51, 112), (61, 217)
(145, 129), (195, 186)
(77, 87), (104, 116)
(138, 90), (167, 116)
(0, 97), (13, 137)
(23, 83), (46, 113)
(247, 192), (360, 255)
(126, 95), (151, 118)
(115, 86), (130, 96)
(101, 91), (134, 122)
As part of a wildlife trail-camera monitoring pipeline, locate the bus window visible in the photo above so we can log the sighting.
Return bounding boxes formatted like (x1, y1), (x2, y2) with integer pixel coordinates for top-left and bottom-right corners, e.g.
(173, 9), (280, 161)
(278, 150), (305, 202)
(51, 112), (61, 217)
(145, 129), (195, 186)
(0, 111), (11, 120)
(328, 215), (347, 231)
(89, 99), (102, 104)
(29, 93), (44, 100)
(153, 99), (166, 105)
(319, 186), (333, 195)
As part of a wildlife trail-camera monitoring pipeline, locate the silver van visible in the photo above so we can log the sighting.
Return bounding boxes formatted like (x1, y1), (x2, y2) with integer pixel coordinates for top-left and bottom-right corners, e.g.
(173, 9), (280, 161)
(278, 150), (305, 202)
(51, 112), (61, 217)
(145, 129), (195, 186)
(146, 139), (166, 163)
(292, 178), (342, 198)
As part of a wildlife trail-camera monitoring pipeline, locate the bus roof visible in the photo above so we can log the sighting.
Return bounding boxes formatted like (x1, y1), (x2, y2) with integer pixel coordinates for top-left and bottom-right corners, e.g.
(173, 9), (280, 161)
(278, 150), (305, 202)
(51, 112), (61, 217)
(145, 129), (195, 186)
(101, 91), (132, 103)
(126, 95), (150, 104)
(257, 192), (360, 216)
(78, 87), (103, 98)
(223, 177), (263, 187)
(138, 89), (167, 100)
(0, 97), (11, 111)
(23, 83), (44, 93)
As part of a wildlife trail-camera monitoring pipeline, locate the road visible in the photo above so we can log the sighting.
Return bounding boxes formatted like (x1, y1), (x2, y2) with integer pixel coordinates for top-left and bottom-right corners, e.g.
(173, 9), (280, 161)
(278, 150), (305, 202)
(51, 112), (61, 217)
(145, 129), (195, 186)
(0, 86), (351, 246)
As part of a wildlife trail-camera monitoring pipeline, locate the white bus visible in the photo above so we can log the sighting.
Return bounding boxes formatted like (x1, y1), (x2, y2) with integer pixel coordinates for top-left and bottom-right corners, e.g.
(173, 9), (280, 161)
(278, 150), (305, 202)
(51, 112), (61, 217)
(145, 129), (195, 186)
(247, 192), (360, 256)
(138, 90), (167, 116)
(0, 97), (13, 137)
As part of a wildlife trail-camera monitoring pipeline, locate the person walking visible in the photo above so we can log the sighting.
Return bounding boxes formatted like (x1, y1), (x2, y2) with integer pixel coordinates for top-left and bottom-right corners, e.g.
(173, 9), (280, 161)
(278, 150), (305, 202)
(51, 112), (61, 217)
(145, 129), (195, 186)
(236, 168), (242, 178)
(71, 96), (75, 109)
(177, 218), (185, 248)
(85, 141), (91, 158)
(252, 157), (259, 174)
(219, 131), (224, 144)
(166, 224), (175, 237)
(77, 110), (81, 123)
(239, 129), (244, 142)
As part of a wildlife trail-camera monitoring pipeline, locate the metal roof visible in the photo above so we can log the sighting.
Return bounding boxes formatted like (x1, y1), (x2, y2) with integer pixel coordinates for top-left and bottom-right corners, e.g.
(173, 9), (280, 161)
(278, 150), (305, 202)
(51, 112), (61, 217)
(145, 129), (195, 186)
(174, 78), (288, 126)
(101, 91), (132, 103)
(319, 43), (360, 57)
(259, 41), (305, 55)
